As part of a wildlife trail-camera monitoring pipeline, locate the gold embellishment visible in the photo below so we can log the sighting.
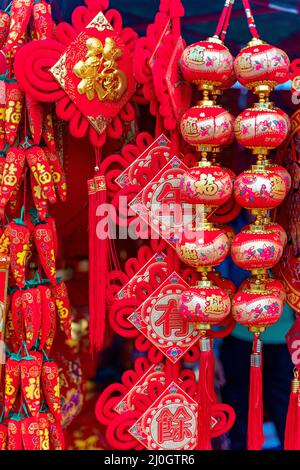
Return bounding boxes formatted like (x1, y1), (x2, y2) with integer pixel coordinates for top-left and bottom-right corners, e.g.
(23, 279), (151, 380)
(51, 53), (67, 89)
(73, 37), (127, 102)
(86, 12), (113, 32)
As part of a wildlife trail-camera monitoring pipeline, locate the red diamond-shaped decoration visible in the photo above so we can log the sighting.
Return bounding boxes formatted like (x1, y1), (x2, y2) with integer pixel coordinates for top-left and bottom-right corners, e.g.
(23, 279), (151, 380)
(128, 272), (201, 363)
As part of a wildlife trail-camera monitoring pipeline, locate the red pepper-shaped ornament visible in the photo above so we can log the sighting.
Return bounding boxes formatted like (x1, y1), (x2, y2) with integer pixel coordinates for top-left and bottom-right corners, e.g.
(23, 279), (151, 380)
(8, 220), (32, 288)
(0, 422), (7, 450)
(11, 290), (25, 348)
(22, 288), (42, 350)
(47, 412), (65, 450)
(26, 96), (43, 145)
(7, 418), (23, 450)
(38, 285), (56, 351)
(0, 147), (26, 214)
(21, 416), (40, 450)
(41, 361), (61, 422)
(39, 413), (50, 450)
(0, 80), (6, 151)
(21, 351), (42, 417)
(5, 82), (24, 146)
(44, 299), (56, 354)
(52, 280), (71, 338)
(43, 148), (67, 202)
(26, 146), (56, 204)
(0, 225), (10, 253)
(3, 0), (33, 54)
(4, 355), (21, 417)
(0, 11), (10, 49)
(33, 1), (53, 40)
(45, 216), (58, 257)
(34, 221), (56, 285)
(42, 106), (56, 153)
(30, 172), (48, 220)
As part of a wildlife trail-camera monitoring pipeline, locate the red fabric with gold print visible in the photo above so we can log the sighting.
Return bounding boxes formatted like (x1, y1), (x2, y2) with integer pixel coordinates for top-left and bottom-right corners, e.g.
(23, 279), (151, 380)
(7, 418), (23, 450)
(43, 147), (67, 202)
(8, 221), (31, 288)
(21, 351), (42, 417)
(34, 221), (57, 285)
(47, 411), (65, 450)
(21, 416), (40, 450)
(0, 147), (26, 214)
(33, 1), (53, 41)
(0, 422), (7, 450)
(39, 413), (50, 450)
(11, 290), (25, 349)
(51, 280), (71, 338)
(4, 356), (21, 418)
(38, 285), (56, 351)
(41, 360), (61, 422)
(22, 288), (42, 350)
(26, 146), (56, 204)
(5, 83), (24, 146)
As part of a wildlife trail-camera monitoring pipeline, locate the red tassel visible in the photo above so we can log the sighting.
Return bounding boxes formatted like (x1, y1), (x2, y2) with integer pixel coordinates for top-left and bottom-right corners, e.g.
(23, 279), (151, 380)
(284, 371), (299, 450)
(88, 172), (107, 351)
(247, 334), (264, 450)
(197, 337), (215, 450)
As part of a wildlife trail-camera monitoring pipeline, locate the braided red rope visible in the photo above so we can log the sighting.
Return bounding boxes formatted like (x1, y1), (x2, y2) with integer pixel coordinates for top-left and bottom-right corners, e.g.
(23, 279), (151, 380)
(242, 0), (260, 38)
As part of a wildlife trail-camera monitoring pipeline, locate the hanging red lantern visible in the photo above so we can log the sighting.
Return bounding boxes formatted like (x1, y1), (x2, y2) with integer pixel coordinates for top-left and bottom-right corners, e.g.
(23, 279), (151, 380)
(176, 225), (230, 269)
(231, 226), (283, 271)
(234, 167), (287, 209)
(234, 40), (290, 96)
(180, 164), (234, 206)
(180, 105), (234, 149)
(178, 281), (231, 327)
(232, 283), (284, 330)
(234, 105), (290, 150)
(180, 38), (234, 90)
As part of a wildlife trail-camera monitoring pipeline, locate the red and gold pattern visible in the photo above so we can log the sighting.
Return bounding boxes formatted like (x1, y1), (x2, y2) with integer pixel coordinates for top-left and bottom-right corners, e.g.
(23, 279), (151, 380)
(5, 82), (24, 146)
(0, 147), (26, 214)
(21, 351), (42, 417)
(7, 418), (23, 450)
(26, 146), (56, 204)
(21, 416), (40, 450)
(0, 423), (7, 450)
(41, 361), (61, 422)
(22, 288), (42, 350)
(51, 280), (71, 338)
(4, 356), (21, 417)
(34, 221), (56, 285)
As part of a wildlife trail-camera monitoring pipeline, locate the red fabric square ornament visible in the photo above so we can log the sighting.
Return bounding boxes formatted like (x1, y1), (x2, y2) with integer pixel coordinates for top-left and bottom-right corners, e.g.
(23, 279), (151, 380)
(50, 11), (136, 136)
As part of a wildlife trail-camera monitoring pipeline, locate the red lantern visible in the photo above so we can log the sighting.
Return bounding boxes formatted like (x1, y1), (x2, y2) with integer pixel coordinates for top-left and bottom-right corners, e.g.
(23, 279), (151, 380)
(180, 164), (234, 206)
(180, 105), (234, 148)
(232, 285), (284, 330)
(231, 227), (283, 271)
(234, 167), (287, 209)
(178, 282), (231, 327)
(180, 38), (234, 90)
(176, 226), (230, 268)
(234, 40), (290, 93)
(234, 105), (290, 150)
